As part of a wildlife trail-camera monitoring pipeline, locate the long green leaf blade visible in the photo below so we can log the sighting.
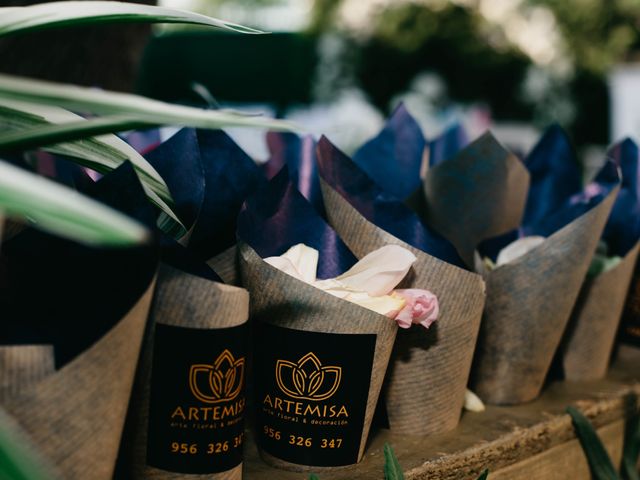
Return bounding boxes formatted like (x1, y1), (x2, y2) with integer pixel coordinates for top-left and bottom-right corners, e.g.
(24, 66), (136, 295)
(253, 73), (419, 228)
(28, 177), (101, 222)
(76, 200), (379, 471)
(383, 443), (405, 480)
(0, 157), (149, 246)
(0, 100), (185, 238)
(0, 115), (156, 151)
(0, 74), (299, 133)
(567, 406), (620, 480)
(0, 408), (56, 480)
(0, 1), (263, 36)
(308, 475), (320, 480)
(476, 469), (489, 480)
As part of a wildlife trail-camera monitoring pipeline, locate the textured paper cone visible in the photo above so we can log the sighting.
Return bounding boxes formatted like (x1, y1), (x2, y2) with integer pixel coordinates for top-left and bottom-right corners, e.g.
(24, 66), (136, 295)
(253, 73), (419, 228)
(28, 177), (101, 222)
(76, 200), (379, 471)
(472, 189), (618, 405)
(0, 279), (155, 479)
(128, 265), (249, 480)
(207, 245), (240, 286)
(422, 133), (529, 267)
(561, 241), (640, 381)
(238, 243), (397, 471)
(0, 406), (63, 479)
(0, 345), (54, 402)
(319, 178), (486, 435)
(619, 253), (640, 349)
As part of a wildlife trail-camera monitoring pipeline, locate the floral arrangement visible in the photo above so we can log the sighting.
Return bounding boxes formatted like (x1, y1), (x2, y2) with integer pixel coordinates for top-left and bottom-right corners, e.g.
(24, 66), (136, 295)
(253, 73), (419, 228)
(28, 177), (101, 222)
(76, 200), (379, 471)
(265, 243), (439, 329)
(0, 3), (638, 480)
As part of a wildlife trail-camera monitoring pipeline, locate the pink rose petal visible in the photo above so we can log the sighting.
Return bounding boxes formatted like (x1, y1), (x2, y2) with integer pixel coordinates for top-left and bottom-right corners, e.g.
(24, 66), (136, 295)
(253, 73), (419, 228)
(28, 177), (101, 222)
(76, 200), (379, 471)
(391, 289), (439, 329)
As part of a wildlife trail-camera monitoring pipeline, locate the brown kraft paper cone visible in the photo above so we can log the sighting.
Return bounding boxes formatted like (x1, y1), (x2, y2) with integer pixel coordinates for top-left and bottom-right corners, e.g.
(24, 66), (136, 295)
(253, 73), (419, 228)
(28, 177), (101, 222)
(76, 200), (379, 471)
(319, 177), (486, 435)
(0, 345), (54, 402)
(0, 279), (155, 479)
(238, 243), (397, 472)
(618, 250), (640, 352)
(422, 133), (530, 267)
(471, 187), (619, 405)
(207, 245), (240, 286)
(127, 265), (249, 480)
(561, 241), (640, 381)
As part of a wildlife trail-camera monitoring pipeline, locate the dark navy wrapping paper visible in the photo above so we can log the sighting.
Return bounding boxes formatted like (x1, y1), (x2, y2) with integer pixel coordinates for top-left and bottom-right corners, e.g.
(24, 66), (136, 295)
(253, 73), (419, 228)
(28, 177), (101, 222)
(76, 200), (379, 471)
(237, 168), (356, 279)
(264, 132), (325, 215)
(188, 130), (265, 261)
(145, 128), (265, 262)
(144, 128), (205, 230)
(353, 103), (426, 200)
(526, 160), (619, 238)
(480, 127), (619, 260)
(124, 128), (162, 155)
(523, 124), (582, 227)
(427, 124), (468, 167)
(316, 136), (465, 268)
(81, 162), (222, 283)
(604, 138), (640, 256)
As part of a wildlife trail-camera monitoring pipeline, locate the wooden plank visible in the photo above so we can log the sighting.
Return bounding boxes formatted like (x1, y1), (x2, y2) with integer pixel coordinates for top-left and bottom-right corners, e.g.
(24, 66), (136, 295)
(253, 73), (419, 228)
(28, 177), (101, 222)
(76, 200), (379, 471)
(489, 420), (624, 480)
(243, 347), (640, 479)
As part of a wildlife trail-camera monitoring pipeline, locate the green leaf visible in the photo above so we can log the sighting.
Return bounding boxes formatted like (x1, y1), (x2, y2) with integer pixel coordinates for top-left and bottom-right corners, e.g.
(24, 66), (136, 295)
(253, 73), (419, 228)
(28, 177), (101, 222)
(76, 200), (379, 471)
(567, 406), (620, 480)
(476, 469), (489, 480)
(0, 74), (299, 133)
(622, 414), (640, 480)
(0, 1), (264, 36)
(0, 407), (55, 480)
(0, 114), (156, 152)
(383, 443), (405, 480)
(0, 157), (149, 246)
(308, 474), (320, 480)
(0, 100), (185, 238)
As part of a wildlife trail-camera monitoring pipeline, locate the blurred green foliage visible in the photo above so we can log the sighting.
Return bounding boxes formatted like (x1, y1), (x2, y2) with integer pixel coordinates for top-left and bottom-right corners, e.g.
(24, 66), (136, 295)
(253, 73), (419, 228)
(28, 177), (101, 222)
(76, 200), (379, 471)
(528, 0), (640, 74)
(146, 0), (640, 146)
(307, 0), (640, 145)
(354, 4), (532, 120)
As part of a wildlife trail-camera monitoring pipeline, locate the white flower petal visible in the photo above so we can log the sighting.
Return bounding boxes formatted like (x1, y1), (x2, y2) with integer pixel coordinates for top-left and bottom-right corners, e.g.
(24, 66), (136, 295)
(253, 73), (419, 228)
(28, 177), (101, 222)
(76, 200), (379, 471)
(280, 243), (319, 284)
(263, 256), (305, 281)
(342, 291), (406, 316)
(464, 389), (485, 412)
(496, 236), (545, 267)
(335, 244), (417, 296)
(265, 243), (416, 318)
(312, 278), (354, 298)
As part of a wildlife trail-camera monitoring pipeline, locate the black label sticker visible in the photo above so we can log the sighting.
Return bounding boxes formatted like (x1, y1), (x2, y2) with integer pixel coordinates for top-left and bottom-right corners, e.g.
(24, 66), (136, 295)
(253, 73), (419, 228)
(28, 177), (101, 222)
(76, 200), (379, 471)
(254, 322), (376, 467)
(621, 274), (640, 347)
(147, 323), (247, 474)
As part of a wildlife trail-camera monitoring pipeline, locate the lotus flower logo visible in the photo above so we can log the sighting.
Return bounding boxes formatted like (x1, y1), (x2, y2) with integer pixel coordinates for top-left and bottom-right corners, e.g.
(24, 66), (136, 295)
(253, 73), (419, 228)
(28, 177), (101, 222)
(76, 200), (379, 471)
(189, 349), (245, 403)
(275, 352), (341, 401)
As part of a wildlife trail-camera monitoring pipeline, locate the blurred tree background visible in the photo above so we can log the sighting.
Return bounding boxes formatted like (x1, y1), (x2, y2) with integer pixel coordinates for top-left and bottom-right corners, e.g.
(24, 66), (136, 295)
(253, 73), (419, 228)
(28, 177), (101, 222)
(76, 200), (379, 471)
(304, 0), (640, 146)
(145, 0), (640, 148)
(5, 0), (640, 148)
